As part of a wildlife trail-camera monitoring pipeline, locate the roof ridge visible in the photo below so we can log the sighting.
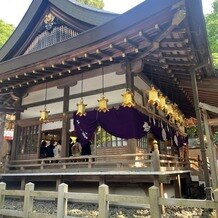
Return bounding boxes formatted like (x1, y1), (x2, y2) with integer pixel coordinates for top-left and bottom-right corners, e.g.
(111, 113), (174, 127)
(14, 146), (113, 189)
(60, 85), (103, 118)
(68, 0), (119, 15)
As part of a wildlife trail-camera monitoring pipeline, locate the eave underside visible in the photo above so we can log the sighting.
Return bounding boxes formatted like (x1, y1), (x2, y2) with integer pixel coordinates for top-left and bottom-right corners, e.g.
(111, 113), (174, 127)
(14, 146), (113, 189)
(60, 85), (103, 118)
(0, 0), (217, 118)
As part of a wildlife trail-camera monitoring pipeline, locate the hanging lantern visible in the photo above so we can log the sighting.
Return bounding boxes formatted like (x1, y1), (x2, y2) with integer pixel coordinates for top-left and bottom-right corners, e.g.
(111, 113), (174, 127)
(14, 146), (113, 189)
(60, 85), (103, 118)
(76, 99), (87, 116)
(39, 82), (50, 122)
(39, 106), (50, 122)
(97, 67), (109, 112)
(98, 96), (109, 112)
(157, 93), (166, 111)
(121, 89), (135, 107)
(148, 86), (160, 105)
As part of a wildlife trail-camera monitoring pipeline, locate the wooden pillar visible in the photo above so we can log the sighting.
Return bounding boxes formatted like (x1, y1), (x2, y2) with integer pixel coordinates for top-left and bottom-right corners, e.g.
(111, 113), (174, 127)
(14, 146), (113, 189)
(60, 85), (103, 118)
(99, 176), (105, 186)
(190, 71), (211, 199)
(202, 109), (218, 189)
(0, 113), (6, 151)
(56, 176), (62, 191)
(152, 140), (160, 187)
(152, 140), (160, 172)
(11, 99), (21, 160)
(62, 86), (70, 157)
(127, 139), (137, 154)
(174, 174), (181, 198)
(125, 58), (134, 91)
(21, 177), (26, 190)
(37, 124), (42, 158)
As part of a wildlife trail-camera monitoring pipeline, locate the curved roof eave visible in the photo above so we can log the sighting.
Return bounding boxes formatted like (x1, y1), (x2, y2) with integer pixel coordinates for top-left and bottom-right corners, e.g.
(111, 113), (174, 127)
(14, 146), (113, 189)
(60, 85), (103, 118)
(0, 0), (180, 74)
(0, 0), (118, 62)
(185, 0), (216, 77)
(0, 0), (44, 62)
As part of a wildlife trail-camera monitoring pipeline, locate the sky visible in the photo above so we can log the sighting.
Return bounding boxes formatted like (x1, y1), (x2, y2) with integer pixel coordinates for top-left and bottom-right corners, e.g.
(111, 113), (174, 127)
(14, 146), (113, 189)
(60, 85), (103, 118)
(0, 0), (214, 27)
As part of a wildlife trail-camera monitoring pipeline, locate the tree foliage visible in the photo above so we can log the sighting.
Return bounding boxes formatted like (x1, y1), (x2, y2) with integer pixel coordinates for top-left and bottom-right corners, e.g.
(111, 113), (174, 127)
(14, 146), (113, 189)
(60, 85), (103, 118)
(0, 19), (14, 48)
(205, 0), (218, 68)
(77, 0), (104, 9)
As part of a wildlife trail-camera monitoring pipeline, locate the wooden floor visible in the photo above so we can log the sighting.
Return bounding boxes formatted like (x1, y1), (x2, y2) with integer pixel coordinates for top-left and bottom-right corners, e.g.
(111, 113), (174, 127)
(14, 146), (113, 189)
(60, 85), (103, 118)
(0, 153), (192, 185)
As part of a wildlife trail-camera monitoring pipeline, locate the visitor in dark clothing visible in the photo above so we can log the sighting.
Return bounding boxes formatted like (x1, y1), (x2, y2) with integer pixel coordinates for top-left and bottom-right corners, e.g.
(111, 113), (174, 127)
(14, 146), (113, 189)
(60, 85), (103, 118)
(81, 141), (91, 156)
(81, 141), (92, 162)
(39, 140), (47, 158)
(46, 140), (55, 158)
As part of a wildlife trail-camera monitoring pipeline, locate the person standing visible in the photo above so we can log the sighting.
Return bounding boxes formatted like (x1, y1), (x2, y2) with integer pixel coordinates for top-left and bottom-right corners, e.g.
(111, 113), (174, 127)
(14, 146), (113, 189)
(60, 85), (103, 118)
(39, 140), (47, 158)
(54, 140), (62, 161)
(71, 138), (82, 157)
(46, 140), (55, 158)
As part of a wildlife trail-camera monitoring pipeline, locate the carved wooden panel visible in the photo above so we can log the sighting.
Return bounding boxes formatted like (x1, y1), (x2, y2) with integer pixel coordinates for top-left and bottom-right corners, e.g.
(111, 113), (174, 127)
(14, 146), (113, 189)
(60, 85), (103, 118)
(24, 25), (79, 54)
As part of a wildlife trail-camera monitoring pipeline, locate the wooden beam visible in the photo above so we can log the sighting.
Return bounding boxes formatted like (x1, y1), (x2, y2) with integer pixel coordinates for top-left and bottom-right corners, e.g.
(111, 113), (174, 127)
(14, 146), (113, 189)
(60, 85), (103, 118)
(191, 71), (211, 196)
(136, 10), (186, 60)
(0, 105), (24, 113)
(208, 118), (218, 126)
(199, 102), (218, 114)
(202, 109), (218, 189)
(27, 63), (123, 92)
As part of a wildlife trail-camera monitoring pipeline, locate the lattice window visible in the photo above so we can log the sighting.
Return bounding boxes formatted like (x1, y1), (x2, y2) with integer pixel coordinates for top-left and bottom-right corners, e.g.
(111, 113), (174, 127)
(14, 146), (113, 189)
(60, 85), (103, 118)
(96, 126), (127, 148)
(17, 125), (39, 155)
(24, 25), (79, 54)
(137, 136), (148, 149)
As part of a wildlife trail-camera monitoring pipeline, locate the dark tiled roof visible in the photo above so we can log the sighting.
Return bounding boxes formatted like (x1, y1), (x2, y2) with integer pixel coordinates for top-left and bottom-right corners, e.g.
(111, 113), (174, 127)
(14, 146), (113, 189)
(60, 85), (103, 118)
(53, 0), (119, 26)
(0, 0), (119, 62)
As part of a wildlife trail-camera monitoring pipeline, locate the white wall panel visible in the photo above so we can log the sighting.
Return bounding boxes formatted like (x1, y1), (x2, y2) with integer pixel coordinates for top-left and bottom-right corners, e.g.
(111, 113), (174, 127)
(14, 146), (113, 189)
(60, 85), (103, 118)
(70, 72), (125, 95)
(21, 102), (63, 119)
(22, 87), (63, 106)
(69, 89), (126, 111)
(42, 121), (62, 131)
(134, 76), (150, 91)
(134, 91), (143, 105)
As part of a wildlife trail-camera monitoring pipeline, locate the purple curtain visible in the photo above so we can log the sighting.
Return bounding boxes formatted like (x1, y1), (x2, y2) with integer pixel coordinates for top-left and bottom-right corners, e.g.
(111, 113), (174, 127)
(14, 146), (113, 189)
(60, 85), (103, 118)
(73, 106), (186, 147)
(74, 107), (149, 145)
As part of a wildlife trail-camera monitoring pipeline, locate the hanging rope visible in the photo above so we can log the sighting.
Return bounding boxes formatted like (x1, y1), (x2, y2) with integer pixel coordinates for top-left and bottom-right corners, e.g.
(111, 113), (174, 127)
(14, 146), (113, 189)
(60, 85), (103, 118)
(150, 64), (153, 85)
(45, 82), (48, 108)
(81, 72), (84, 100)
(101, 67), (105, 96)
(125, 58), (129, 90)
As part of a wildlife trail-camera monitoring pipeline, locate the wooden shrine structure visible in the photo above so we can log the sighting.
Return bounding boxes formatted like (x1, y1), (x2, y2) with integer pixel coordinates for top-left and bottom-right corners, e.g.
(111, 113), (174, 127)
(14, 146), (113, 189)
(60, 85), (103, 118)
(0, 0), (217, 195)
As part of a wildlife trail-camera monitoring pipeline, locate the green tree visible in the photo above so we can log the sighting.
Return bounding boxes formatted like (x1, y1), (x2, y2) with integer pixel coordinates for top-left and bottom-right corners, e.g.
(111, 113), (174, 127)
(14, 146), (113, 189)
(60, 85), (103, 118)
(77, 0), (104, 9)
(205, 0), (218, 68)
(0, 19), (14, 48)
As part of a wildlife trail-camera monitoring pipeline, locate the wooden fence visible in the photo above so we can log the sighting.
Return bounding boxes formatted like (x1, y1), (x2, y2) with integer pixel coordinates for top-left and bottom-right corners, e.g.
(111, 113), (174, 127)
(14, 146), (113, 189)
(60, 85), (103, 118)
(0, 182), (217, 218)
(5, 151), (189, 173)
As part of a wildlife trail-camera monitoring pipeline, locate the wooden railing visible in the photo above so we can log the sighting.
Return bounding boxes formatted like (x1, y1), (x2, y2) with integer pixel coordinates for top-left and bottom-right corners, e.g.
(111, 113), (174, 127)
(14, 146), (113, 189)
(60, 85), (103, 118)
(5, 152), (189, 173)
(0, 182), (217, 218)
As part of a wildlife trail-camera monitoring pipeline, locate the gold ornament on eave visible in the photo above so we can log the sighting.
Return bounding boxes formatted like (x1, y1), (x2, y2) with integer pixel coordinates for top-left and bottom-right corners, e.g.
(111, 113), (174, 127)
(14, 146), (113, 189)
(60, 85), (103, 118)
(171, 104), (179, 123)
(98, 96), (109, 112)
(76, 99), (87, 116)
(39, 106), (50, 122)
(157, 93), (166, 110)
(148, 86), (160, 105)
(166, 103), (174, 119)
(121, 89), (135, 107)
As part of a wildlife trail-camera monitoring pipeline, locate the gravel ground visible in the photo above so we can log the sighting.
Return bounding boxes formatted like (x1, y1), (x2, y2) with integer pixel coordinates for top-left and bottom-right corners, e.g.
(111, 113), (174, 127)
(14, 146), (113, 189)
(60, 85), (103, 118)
(3, 198), (216, 217)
